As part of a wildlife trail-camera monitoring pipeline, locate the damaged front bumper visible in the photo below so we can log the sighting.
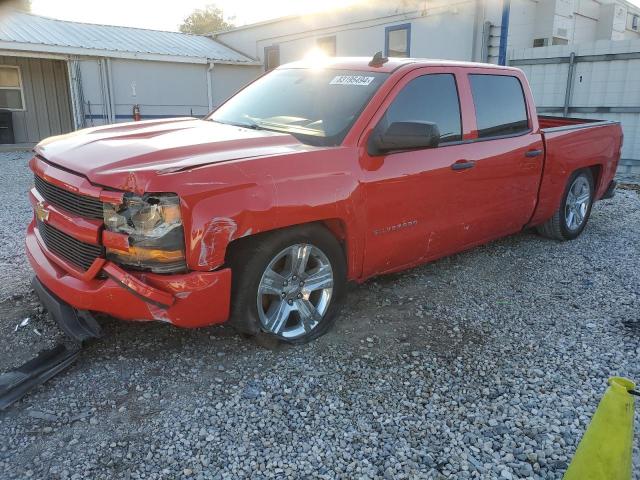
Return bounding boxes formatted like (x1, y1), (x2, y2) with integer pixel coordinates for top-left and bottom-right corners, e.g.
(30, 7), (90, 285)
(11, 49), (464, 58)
(26, 220), (232, 328)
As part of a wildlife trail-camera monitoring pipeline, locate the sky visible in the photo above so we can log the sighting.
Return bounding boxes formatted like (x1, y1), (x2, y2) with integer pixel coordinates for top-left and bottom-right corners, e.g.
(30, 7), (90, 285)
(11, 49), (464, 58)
(30, 0), (361, 31)
(27, 0), (640, 32)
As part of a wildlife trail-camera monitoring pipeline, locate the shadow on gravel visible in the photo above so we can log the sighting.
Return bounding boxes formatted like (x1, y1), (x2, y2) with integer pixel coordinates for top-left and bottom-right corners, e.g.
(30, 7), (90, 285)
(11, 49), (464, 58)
(622, 320), (639, 335)
(323, 273), (487, 362)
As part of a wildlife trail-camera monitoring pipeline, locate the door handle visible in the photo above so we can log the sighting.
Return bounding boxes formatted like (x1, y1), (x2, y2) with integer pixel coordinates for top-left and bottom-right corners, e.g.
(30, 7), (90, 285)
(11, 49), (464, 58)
(451, 160), (476, 171)
(525, 149), (543, 158)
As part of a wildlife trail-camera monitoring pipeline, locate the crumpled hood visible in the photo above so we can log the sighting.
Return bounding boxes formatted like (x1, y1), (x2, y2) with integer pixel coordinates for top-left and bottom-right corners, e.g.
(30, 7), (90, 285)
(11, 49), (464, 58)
(35, 118), (314, 190)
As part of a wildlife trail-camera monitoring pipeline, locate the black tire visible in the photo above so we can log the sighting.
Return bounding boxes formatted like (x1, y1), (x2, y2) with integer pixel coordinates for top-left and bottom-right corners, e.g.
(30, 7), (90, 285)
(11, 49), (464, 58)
(536, 169), (595, 241)
(226, 223), (346, 345)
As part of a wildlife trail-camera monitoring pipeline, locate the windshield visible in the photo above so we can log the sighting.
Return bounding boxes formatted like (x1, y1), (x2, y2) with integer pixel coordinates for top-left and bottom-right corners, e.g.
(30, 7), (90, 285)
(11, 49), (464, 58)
(209, 68), (389, 146)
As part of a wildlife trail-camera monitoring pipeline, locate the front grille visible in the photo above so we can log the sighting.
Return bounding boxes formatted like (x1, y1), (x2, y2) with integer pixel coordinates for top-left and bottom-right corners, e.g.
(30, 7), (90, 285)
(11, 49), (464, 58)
(34, 174), (104, 220)
(37, 220), (104, 271)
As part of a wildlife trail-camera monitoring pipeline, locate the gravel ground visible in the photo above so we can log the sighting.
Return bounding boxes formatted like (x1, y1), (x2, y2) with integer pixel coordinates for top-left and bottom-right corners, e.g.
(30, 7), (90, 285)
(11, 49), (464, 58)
(0, 151), (638, 479)
(0, 151), (34, 302)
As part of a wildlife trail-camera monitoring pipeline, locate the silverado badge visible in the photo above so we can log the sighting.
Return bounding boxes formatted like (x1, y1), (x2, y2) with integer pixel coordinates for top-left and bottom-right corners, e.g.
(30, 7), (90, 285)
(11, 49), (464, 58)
(35, 202), (49, 222)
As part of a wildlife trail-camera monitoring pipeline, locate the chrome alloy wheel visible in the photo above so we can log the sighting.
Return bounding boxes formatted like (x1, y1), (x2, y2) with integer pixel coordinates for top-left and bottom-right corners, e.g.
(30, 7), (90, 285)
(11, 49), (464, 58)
(564, 176), (591, 231)
(257, 244), (334, 339)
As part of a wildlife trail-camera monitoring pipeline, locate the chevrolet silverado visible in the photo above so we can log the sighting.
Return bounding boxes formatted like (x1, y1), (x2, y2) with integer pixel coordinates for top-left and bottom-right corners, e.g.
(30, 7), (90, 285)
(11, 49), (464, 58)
(26, 56), (622, 344)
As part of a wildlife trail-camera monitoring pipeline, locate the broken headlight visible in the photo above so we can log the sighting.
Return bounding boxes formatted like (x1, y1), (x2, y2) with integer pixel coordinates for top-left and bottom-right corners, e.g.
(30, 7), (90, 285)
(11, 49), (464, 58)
(103, 194), (187, 273)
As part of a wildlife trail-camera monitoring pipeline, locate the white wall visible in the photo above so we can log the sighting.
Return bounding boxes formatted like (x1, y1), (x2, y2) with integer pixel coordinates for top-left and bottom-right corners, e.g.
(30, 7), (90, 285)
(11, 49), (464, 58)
(76, 58), (259, 127)
(507, 0), (539, 49)
(211, 64), (262, 107)
(217, 0), (639, 70)
(111, 59), (210, 120)
(218, 1), (482, 67)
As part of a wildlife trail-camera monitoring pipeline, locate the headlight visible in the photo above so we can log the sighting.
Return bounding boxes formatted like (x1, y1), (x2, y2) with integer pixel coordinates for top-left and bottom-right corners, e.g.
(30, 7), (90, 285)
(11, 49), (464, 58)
(103, 193), (187, 273)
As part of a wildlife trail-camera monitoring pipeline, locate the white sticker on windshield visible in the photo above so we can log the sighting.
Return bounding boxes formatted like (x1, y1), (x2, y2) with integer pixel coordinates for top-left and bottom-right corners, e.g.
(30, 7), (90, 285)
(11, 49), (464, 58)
(329, 75), (375, 86)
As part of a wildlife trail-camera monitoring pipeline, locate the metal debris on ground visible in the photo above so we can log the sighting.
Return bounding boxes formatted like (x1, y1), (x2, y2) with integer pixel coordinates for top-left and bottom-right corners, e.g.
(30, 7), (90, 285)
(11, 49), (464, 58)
(13, 317), (30, 332)
(0, 344), (81, 410)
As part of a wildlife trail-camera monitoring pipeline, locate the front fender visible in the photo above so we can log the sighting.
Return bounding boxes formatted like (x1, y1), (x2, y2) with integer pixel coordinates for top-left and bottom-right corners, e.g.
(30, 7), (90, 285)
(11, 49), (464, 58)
(179, 148), (364, 279)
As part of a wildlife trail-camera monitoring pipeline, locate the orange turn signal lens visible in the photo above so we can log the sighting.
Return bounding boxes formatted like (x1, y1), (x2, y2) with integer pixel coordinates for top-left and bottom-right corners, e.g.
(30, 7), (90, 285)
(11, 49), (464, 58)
(107, 246), (184, 263)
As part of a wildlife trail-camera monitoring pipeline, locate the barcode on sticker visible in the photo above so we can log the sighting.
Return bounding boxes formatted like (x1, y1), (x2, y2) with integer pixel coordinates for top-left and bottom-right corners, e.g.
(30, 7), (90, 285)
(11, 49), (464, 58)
(330, 75), (375, 86)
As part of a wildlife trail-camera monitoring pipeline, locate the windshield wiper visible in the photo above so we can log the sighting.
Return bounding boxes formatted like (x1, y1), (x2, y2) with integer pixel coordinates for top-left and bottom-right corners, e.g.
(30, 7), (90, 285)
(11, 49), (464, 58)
(212, 119), (262, 130)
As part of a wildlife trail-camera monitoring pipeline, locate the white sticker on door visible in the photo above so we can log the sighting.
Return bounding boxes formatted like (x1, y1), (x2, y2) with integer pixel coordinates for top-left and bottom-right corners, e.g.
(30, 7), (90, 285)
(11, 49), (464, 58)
(329, 75), (375, 86)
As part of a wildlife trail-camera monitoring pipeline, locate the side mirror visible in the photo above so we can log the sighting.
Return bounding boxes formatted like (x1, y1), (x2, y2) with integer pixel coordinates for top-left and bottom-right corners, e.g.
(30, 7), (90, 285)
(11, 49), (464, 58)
(370, 121), (440, 154)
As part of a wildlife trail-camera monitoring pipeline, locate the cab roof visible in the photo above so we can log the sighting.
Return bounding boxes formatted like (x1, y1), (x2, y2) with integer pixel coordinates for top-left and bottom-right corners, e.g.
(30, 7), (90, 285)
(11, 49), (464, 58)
(280, 57), (521, 74)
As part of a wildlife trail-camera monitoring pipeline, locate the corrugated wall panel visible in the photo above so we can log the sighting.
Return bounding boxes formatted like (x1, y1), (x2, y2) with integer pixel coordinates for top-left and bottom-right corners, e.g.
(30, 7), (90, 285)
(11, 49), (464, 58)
(30, 58), (52, 139)
(53, 60), (72, 132)
(0, 56), (73, 143)
(510, 40), (640, 162)
(41, 59), (60, 135)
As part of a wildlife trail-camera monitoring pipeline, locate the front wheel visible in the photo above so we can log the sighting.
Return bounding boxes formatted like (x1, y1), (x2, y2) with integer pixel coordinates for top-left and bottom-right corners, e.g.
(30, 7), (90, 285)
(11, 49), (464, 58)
(227, 224), (346, 344)
(536, 169), (595, 241)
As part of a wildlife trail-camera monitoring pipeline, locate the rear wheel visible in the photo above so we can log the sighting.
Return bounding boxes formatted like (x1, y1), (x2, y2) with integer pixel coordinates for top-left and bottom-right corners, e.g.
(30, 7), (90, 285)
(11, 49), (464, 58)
(536, 169), (594, 241)
(227, 224), (346, 344)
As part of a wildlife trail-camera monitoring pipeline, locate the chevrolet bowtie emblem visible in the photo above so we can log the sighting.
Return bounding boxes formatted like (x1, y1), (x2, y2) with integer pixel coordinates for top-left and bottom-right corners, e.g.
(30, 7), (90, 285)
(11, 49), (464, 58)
(35, 202), (50, 222)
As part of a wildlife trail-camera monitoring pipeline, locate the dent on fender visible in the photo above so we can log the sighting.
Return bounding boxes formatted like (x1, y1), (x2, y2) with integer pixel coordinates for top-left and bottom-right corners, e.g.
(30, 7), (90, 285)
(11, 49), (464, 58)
(197, 217), (238, 267)
(119, 171), (147, 195)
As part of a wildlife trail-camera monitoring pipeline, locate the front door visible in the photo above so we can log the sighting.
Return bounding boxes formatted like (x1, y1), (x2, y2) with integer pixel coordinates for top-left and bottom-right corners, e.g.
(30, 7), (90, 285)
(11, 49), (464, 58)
(359, 71), (472, 277)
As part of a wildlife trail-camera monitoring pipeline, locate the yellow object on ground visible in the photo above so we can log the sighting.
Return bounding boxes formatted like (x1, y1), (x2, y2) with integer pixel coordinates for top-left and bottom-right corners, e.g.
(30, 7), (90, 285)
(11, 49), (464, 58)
(564, 377), (636, 480)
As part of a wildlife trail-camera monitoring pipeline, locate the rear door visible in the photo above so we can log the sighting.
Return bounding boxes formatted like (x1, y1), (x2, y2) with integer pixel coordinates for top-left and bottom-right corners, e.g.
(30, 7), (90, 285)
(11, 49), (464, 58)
(457, 72), (544, 245)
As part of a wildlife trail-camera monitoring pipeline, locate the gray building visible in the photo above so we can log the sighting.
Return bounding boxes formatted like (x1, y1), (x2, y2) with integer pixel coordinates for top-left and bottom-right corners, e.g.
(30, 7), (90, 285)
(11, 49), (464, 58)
(0, 9), (261, 144)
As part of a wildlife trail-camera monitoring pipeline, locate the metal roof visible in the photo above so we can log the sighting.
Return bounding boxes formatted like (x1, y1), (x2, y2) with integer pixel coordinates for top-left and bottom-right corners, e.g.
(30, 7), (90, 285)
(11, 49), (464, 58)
(0, 10), (256, 64)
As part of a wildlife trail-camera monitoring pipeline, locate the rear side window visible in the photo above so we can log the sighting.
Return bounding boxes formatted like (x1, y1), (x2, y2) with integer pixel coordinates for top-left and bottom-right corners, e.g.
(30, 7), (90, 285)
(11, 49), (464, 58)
(469, 74), (529, 138)
(384, 74), (462, 143)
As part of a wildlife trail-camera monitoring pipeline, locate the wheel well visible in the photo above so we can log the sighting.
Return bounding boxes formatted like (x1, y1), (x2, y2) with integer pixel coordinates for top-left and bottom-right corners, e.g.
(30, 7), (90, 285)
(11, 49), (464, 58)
(224, 220), (348, 266)
(588, 164), (602, 190)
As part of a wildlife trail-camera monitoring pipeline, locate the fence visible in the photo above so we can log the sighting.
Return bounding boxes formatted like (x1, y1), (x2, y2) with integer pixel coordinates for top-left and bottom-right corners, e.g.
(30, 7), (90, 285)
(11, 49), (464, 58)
(509, 39), (640, 175)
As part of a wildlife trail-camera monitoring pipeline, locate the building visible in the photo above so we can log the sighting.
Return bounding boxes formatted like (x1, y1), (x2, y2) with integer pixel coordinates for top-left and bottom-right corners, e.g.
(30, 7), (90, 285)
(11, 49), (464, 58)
(215, 0), (640, 69)
(0, 9), (261, 144)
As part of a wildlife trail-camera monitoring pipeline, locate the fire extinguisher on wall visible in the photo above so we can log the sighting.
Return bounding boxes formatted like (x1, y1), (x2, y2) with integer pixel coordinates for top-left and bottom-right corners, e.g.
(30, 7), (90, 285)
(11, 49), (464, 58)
(133, 104), (141, 122)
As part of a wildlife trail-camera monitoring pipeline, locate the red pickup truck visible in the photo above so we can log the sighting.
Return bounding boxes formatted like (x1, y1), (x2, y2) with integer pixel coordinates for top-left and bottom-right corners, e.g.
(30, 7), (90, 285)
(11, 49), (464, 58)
(27, 57), (622, 344)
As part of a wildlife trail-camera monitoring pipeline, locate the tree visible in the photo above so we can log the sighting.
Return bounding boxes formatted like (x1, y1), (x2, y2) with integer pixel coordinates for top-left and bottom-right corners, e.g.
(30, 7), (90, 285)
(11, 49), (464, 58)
(179, 4), (232, 35)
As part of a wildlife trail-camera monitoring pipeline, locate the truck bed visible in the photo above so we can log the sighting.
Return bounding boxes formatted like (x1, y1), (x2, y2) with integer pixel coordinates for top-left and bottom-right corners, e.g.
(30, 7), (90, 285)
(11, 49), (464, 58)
(528, 115), (622, 228)
(538, 115), (607, 131)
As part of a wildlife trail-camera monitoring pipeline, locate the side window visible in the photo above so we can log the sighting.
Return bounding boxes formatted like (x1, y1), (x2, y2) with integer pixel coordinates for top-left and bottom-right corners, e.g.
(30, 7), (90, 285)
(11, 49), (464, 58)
(0, 66), (24, 110)
(469, 74), (529, 138)
(383, 74), (462, 143)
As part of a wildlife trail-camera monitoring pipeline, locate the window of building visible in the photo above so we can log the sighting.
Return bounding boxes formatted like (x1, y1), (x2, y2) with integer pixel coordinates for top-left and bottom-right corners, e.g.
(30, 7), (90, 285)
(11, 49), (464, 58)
(264, 45), (280, 71)
(382, 74), (462, 144)
(632, 15), (639, 31)
(317, 36), (336, 56)
(469, 74), (529, 138)
(385, 23), (411, 58)
(0, 66), (24, 110)
(533, 38), (549, 48)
